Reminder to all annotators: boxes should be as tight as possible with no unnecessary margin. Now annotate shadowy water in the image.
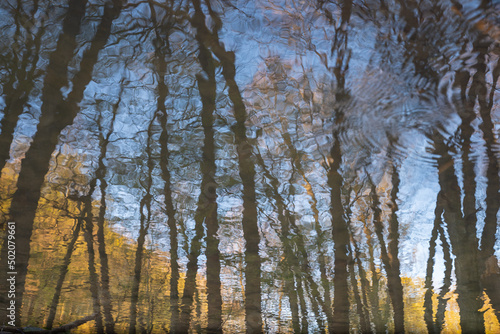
[0,0,499,332]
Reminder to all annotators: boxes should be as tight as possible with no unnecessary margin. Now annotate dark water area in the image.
[0,0,499,332]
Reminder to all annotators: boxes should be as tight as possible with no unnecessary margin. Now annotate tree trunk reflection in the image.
[0,0,499,332]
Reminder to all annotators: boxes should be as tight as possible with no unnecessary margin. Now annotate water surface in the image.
[0,0,499,332]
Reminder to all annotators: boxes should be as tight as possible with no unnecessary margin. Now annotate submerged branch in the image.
[1,313,98,333]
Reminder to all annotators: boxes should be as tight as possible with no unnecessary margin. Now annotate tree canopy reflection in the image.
[0,0,499,332]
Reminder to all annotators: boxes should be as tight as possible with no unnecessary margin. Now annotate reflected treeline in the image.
[0,0,499,333]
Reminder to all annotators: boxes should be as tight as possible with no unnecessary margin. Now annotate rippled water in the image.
[0,0,499,332]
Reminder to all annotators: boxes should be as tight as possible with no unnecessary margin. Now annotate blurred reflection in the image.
[0,0,499,332]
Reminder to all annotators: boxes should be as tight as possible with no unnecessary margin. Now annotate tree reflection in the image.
[0,0,499,332]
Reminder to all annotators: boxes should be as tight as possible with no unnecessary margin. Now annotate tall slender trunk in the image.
[477,60,500,320]
[82,197,104,333]
[456,66,482,320]
[177,17,222,332]
[176,181,205,332]
[287,279,301,333]
[387,164,404,333]
[362,207,384,333]
[354,239,373,332]
[423,199,443,334]
[157,72,180,334]
[45,219,82,329]
[349,217,376,331]
[436,197,453,333]
[160,111,180,334]
[479,59,499,260]
[347,240,370,333]
[345,202,370,333]
[195,35,222,334]
[129,118,154,334]
[369,174,404,333]
[146,2,181,331]
[96,168,113,334]
[189,1,262,331]
[297,277,309,332]
[224,45,262,334]
[328,136,350,333]
[95,91,122,334]
[328,0,352,330]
